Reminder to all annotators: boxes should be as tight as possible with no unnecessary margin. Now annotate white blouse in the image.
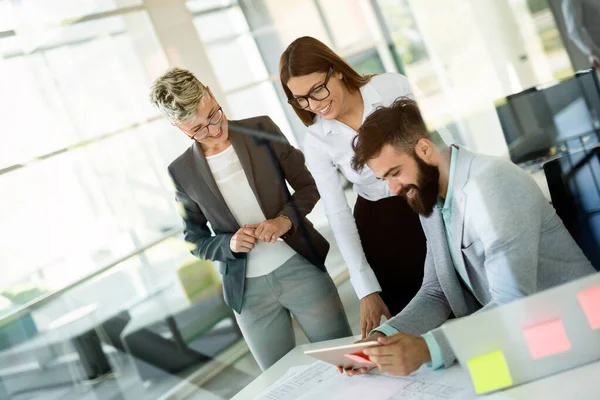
[206,145,296,278]
[303,73,414,299]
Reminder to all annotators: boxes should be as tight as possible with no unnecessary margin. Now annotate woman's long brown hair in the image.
[279,36,373,126]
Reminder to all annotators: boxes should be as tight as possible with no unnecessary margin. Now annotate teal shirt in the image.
[374,147,462,370]
[437,147,472,292]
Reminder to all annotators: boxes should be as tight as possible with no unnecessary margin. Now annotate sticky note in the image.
[466,350,513,394]
[578,285,600,330]
[523,319,571,359]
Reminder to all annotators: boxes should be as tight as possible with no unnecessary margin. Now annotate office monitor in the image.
[496,69,600,164]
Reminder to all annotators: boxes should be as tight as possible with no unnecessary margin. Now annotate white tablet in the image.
[304,341,380,370]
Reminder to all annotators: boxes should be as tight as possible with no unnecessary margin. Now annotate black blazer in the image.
[168,116,329,313]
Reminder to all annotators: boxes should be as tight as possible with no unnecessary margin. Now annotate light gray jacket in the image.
[384,148,594,367]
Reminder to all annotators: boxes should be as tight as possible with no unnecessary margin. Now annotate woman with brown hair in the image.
[279,36,426,338]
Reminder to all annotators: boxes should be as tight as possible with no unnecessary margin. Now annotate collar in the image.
[436,146,459,211]
[321,80,384,136]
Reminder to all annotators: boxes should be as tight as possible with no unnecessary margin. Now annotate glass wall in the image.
[186,0,396,147]
[0,2,240,398]
[375,0,576,155]
[0,5,185,301]
[0,0,580,398]
[523,0,574,79]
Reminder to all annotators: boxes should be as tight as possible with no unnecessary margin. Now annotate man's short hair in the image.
[351,97,430,171]
[149,67,207,124]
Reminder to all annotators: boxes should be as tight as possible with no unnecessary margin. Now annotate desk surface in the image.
[232,336,600,400]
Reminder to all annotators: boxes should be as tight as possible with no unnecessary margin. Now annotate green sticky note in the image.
[466,350,513,394]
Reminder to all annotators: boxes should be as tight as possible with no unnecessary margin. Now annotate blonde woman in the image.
[150,67,351,370]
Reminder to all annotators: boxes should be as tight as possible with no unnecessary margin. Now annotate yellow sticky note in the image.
[466,350,513,394]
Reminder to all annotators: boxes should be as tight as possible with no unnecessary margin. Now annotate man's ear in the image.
[415,138,432,161]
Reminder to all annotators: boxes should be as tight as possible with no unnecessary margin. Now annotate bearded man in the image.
[343,97,594,376]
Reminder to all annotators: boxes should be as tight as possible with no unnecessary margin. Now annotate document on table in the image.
[252,361,476,400]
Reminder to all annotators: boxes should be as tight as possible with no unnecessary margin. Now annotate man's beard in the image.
[398,154,440,217]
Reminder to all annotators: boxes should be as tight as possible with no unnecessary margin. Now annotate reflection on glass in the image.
[0,119,186,303]
[0,11,168,171]
[0,1,16,31]
[186,0,237,14]
[191,4,248,42]
[226,81,297,147]
[316,0,374,50]
[523,0,574,79]
[347,48,386,75]
[203,33,269,92]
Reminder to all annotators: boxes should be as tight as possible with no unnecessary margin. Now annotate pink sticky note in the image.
[578,285,600,330]
[343,351,375,365]
[523,319,571,360]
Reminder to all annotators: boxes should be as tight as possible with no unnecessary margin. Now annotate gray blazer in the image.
[168,116,329,314]
[384,147,594,367]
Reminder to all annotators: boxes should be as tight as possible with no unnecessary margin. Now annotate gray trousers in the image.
[235,254,351,370]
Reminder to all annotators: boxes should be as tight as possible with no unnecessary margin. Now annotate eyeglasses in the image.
[190,106,224,141]
[288,67,333,109]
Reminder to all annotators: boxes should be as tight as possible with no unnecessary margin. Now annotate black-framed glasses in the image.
[190,106,224,141]
[288,67,333,109]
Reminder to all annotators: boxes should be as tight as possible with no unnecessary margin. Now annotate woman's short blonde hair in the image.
[149,67,207,124]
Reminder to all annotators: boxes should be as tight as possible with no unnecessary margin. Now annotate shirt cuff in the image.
[350,267,382,299]
[371,324,399,337]
[422,331,444,370]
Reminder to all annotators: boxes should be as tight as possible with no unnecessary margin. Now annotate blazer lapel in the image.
[451,148,474,265]
[228,123,267,215]
[426,211,469,316]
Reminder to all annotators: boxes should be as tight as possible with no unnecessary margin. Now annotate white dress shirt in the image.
[206,145,296,278]
[303,73,414,299]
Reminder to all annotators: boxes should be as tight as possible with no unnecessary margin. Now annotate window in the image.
[0,12,167,170]
[0,9,179,296]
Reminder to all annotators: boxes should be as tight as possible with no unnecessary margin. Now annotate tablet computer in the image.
[304,341,380,370]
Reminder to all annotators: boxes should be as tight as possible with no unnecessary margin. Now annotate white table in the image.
[232,336,600,400]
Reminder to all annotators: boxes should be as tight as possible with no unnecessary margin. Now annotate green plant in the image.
[527,0,550,15]
[0,284,50,306]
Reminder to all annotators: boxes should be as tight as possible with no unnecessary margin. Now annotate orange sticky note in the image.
[578,285,600,330]
[523,319,571,359]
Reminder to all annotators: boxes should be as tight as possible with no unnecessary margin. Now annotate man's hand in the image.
[230,227,258,253]
[247,216,292,243]
[336,332,384,374]
[355,331,384,344]
[363,332,431,376]
[360,293,392,339]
